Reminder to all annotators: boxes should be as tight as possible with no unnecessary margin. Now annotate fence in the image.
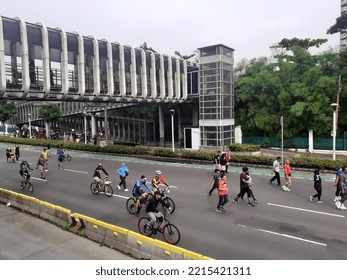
[243,132,347,150]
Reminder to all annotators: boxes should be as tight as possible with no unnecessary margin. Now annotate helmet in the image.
[98,163,103,167]
[155,170,162,175]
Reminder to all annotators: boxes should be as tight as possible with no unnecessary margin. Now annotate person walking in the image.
[233,166,255,207]
[117,162,129,191]
[225,152,230,173]
[213,151,221,171]
[241,171,259,203]
[215,174,229,212]
[310,168,323,203]
[36,154,46,179]
[334,167,343,202]
[207,169,220,196]
[15,144,20,161]
[56,145,65,170]
[335,166,347,210]
[269,156,282,186]
[5,146,11,162]
[219,153,227,176]
[282,159,292,192]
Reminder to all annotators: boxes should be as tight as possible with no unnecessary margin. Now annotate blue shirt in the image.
[132,179,151,196]
[117,166,129,177]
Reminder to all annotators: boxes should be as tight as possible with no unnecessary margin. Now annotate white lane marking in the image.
[112,193,130,199]
[267,203,345,218]
[64,169,89,174]
[31,177,47,182]
[238,224,327,247]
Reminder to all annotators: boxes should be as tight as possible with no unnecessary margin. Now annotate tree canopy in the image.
[273,38,328,50]
[38,105,61,122]
[327,13,347,34]
[0,101,16,135]
[234,40,343,138]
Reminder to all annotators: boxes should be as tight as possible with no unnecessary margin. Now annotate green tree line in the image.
[234,38,346,138]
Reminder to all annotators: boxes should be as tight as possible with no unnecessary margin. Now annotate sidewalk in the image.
[0,202,134,260]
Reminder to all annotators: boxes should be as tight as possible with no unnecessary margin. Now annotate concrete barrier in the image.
[0,188,214,260]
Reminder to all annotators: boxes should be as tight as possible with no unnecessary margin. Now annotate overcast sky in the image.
[1,0,341,63]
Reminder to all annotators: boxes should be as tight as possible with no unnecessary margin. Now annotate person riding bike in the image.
[19,160,33,186]
[132,175,152,215]
[151,170,170,192]
[93,163,109,188]
[145,190,172,230]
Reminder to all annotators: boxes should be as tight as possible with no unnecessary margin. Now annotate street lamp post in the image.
[331,103,339,160]
[170,109,175,153]
[280,116,283,165]
[83,109,87,144]
[28,113,32,139]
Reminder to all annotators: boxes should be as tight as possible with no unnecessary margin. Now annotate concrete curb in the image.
[0,188,213,260]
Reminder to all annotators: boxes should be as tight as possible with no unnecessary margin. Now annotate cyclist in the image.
[19,160,33,186]
[93,163,109,188]
[145,190,172,230]
[132,175,152,215]
[151,170,170,192]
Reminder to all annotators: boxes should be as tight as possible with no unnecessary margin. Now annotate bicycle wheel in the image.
[27,182,34,192]
[65,154,72,161]
[162,197,176,214]
[90,182,100,195]
[163,223,181,245]
[104,184,113,197]
[138,217,153,237]
[126,198,136,214]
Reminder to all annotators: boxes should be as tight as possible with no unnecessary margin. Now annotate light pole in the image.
[28,113,32,139]
[280,116,283,165]
[170,109,175,153]
[331,103,339,160]
[83,109,87,144]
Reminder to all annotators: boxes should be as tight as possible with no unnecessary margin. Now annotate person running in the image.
[93,163,109,188]
[233,166,255,207]
[41,147,49,172]
[215,174,229,212]
[56,145,65,169]
[132,175,152,215]
[19,160,33,185]
[335,166,347,210]
[282,159,292,192]
[151,170,170,192]
[207,169,220,196]
[269,156,282,186]
[117,163,129,191]
[145,190,171,230]
[334,167,343,202]
[310,168,323,203]
[36,154,46,179]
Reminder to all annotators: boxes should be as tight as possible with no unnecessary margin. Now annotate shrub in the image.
[180,150,214,161]
[153,148,179,158]
[229,143,261,152]
[260,138,271,148]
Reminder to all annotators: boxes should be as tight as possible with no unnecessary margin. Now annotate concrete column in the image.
[122,118,125,141]
[177,107,182,148]
[158,104,165,146]
[308,129,314,153]
[91,113,97,138]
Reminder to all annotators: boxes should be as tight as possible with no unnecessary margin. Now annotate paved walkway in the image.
[0,202,134,260]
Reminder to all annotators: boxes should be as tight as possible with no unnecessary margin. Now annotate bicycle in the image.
[138,212,181,245]
[155,186,176,214]
[90,177,113,197]
[126,193,150,215]
[20,172,34,192]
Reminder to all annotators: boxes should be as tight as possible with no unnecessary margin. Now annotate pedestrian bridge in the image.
[0,16,198,103]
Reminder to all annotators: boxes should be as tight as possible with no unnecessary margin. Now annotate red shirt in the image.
[284,163,291,176]
[218,179,228,196]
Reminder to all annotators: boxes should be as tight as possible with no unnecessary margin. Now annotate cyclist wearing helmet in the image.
[146,190,171,230]
[132,175,152,215]
[19,160,33,185]
[151,170,169,191]
[93,163,109,187]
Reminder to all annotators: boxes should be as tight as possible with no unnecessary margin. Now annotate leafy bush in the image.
[180,150,214,161]
[260,138,271,148]
[153,148,179,158]
[284,140,296,149]
[229,143,261,152]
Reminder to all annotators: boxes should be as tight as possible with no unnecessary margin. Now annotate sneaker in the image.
[220,205,224,210]
[286,188,291,192]
[248,203,255,207]
[232,199,239,204]
[309,196,313,202]
[282,186,287,191]
[117,185,121,190]
[254,199,259,203]
[335,201,342,209]
[215,208,222,213]
[341,204,347,210]
[45,169,48,172]
[338,196,342,200]
[124,188,129,192]
[317,200,324,204]
[42,177,46,180]
[269,180,273,184]
[333,196,339,202]
[207,193,212,197]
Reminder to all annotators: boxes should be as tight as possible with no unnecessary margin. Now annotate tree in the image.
[38,105,61,139]
[0,101,16,135]
[327,13,347,34]
[272,37,328,50]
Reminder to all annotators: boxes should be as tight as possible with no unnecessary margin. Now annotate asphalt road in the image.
[1,144,346,260]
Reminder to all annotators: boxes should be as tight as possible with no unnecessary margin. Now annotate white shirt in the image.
[273,160,281,172]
